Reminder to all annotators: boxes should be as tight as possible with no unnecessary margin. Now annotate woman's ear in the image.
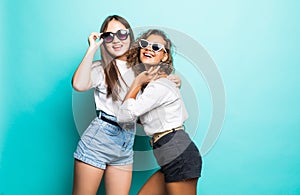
[161,53,169,62]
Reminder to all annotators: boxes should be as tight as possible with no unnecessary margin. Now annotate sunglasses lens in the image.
[139,39,166,52]
[116,29,129,40]
[152,44,162,52]
[140,40,148,48]
[101,32,114,43]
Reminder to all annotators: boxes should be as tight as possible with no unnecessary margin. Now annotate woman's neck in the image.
[144,64,158,70]
[117,55,127,61]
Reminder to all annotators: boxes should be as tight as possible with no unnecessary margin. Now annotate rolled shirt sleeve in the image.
[90,61,104,88]
[117,98,138,123]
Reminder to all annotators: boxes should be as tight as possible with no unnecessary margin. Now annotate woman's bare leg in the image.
[166,178,199,195]
[104,164,133,195]
[138,171,167,195]
[72,160,104,195]
[139,171,199,195]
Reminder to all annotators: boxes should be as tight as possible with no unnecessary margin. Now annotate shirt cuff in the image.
[117,98,137,123]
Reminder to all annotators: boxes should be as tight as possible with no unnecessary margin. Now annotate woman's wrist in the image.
[87,45,98,54]
[133,78,144,87]
[82,46,98,63]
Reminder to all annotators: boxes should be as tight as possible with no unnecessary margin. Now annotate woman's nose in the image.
[146,44,152,51]
[112,35,120,43]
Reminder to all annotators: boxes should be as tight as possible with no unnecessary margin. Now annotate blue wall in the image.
[1,0,300,194]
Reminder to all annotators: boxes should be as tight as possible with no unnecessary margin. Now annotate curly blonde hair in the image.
[127,29,174,76]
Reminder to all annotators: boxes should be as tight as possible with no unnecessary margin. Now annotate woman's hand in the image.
[135,66,160,86]
[123,67,160,102]
[88,32,103,50]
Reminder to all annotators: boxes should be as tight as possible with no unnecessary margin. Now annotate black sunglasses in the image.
[100,29,130,43]
[139,39,167,52]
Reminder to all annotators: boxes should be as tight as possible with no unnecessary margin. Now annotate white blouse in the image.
[117,78,188,136]
[90,59,135,116]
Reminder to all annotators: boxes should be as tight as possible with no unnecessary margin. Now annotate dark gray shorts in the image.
[153,130,202,182]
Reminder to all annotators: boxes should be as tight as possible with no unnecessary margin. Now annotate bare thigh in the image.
[166,178,199,195]
[138,171,167,195]
[72,160,104,195]
[104,164,133,195]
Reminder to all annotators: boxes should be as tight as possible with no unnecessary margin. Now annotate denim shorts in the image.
[74,111,135,169]
[153,130,202,182]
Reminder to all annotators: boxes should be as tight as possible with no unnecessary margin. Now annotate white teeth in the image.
[144,53,152,58]
[113,45,122,49]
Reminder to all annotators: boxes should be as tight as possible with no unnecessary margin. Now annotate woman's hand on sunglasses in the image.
[88,32,104,49]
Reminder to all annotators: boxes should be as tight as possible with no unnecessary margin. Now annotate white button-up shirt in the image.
[91,59,135,116]
[117,78,188,136]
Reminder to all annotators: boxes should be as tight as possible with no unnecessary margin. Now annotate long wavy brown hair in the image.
[100,15,134,101]
[127,29,174,76]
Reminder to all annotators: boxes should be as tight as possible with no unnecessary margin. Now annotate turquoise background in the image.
[1,0,300,194]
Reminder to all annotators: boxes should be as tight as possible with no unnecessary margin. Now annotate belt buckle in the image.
[150,138,154,147]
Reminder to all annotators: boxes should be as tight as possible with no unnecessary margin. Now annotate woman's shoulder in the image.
[90,60,105,82]
[91,60,104,68]
[156,77,176,87]
[91,60,105,74]
[143,78,179,101]
[147,78,177,92]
